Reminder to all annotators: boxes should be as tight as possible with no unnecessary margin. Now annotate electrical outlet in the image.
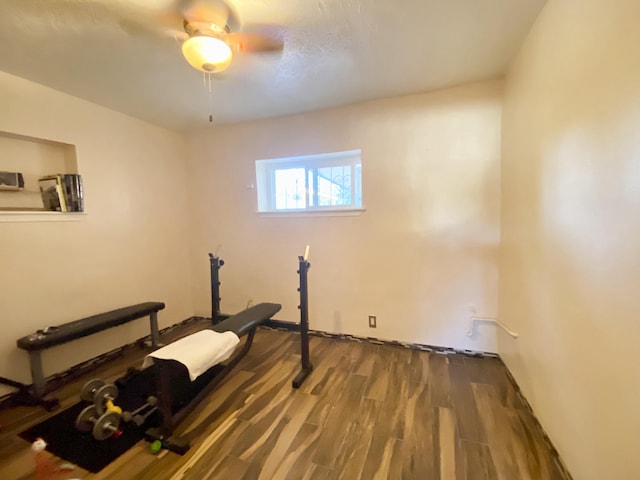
[368,315,377,328]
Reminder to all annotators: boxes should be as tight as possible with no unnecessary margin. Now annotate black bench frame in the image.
[144,302,282,453]
[4,302,165,410]
[142,252,311,453]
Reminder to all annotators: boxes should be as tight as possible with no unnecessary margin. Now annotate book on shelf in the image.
[39,174,84,212]
[38,175,64,212]
[62,174,84,212]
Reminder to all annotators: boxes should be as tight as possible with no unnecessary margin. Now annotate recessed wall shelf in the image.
[0,130,81,216]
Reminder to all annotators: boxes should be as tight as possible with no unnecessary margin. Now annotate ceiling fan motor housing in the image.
[182,21,233,72]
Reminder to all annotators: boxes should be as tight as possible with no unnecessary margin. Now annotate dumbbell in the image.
[75,404,122,440]
[80,379,105,401]
[80,379,121,415]
[122,396,158,426]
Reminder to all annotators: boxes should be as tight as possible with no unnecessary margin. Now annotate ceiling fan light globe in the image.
[182,35,232,73]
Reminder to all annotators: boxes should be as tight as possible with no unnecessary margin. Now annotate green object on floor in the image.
[150,440,162,454]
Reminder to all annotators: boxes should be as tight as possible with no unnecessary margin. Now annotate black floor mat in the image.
[19,368,160,473]
[19,401,152,473]
[18,362,225,472]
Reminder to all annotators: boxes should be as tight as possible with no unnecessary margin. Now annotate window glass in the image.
[256,150,362,213]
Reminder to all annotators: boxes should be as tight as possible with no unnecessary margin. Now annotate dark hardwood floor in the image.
[0,320,570,479]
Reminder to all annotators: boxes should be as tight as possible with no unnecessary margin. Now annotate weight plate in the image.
[94,383,118,415]
[93,411,121,441]
[80,379,105,402]
[75,405,98,432]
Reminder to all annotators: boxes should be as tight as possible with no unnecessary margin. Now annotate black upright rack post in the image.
[209,253,224,323]
[292,252,313,388]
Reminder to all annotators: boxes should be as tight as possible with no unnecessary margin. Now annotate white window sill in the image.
[0,211,86,223]
[257,208,366,218]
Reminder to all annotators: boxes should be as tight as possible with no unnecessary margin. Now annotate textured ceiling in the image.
[0,0,546,131]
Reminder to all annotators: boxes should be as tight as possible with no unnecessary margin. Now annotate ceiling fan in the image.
[149,0,285,74]
[6,0,284,74]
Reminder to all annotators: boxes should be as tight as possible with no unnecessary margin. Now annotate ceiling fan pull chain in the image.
[206,72,214,123]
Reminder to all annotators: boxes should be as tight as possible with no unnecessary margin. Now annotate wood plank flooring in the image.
[0,320,570,479]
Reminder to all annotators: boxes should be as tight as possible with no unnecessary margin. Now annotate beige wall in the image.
[499,0,640,478]
[185,80,502,352]
[0,71,193,395]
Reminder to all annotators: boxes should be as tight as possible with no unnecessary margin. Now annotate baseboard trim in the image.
[499,361,574,480]
[263,319,298,330]
[263,319,499,358]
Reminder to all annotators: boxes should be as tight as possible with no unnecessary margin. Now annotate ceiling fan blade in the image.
[117,15,186,43]
[225,32,284,54]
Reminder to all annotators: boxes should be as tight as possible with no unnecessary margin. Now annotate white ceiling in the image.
[0,0,546,132]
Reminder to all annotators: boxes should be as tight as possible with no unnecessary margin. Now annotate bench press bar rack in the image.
[145,250,313,453]
[209,253,225,321]
[292,252,313,388]
[209,250,314,389]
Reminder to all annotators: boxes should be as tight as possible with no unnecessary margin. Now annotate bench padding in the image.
[213,303,281,337]
[17,302,165,351]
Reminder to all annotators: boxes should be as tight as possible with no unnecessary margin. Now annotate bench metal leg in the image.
[0,374,59,411]
[29,351,45,399]
[149,312,161,348]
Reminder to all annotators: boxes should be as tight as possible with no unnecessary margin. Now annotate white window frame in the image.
[256,149,362,213]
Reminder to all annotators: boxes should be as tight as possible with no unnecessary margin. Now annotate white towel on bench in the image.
[142,329,240,381]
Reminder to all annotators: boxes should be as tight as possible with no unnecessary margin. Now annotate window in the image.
[256,150,362,212]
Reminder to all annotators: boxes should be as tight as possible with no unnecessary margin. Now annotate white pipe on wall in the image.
[467,316,519,339]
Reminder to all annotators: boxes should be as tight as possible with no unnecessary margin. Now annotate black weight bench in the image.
[4,302,165,410]
[142,302,281,453]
